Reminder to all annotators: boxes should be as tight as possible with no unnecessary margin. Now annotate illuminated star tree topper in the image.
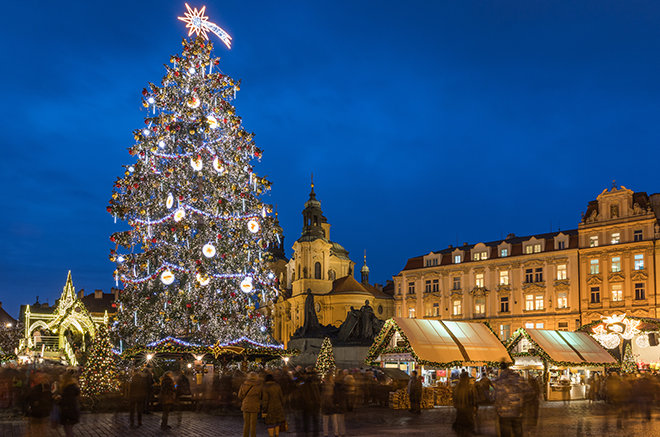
[178,3,232,49]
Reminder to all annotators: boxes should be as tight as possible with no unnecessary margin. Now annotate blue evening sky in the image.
[1,1,659,317]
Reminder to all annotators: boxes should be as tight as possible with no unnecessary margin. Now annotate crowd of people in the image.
[2,362,660,436]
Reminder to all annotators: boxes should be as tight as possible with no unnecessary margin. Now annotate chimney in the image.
[78,289,85,299]
[463,242,468,247]
[448,245,453,249]
[94,289,103,299]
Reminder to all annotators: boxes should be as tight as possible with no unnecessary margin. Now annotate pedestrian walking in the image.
[238,372,263,437]
[262,373,286,437]
[159,371,176,430]
[493,362,527,437]
[128,368,148,428]
[452,372,476,437]
[300,368,321,436]
[26,373,52,437]
[407,370,422,414]
[175,371,191,425]
[332,371,348,437]
[58,372,80,437]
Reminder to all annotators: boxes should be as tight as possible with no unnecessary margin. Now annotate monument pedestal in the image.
[289,338,371,368]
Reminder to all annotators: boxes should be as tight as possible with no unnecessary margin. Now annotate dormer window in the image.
[500,248,508,257]
[454,254,462,264]
[524,243,542,254]
[472,251,487,261]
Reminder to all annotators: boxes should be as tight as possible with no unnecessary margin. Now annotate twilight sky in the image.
[1,1,659,318]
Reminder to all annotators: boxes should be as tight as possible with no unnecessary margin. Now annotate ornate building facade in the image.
[394,185,660,341]
[269,183,394,347]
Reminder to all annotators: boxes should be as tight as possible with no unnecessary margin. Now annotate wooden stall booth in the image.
[366,317,512,408]
[507,328,617,401]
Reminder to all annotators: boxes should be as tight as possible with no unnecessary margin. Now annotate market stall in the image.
[365,317,512,408]
[507,328,617,401]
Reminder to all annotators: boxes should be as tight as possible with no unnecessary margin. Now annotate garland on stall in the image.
[578,316,660,334]
[365,318,510,368]
[507,328,619,368]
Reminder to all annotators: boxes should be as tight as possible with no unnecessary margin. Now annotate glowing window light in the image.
[178,3,233,49]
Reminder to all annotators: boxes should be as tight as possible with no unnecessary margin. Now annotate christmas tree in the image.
[621,342,636,373]
[79,324,120,397]
[108,6,279,346]
[315,337,336,376]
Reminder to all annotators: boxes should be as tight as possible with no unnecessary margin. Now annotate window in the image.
[525,294,534,311]
[525,268,534,283]
[590,259,600,275]
[432,303,440,316]
[500,248,509,257]
[590,236,599,247]
[611,256,621,273]
[499,270,509,285]
[314,262,322,279]
[634,230,643,242]
[408,282,415,295]
[500,296,509,313]
[397,283,401,295]
[425,258,439,267]
[474,297,485,315]
[525,322,534,329]
[557,240,566,250]
[590,286,600,304]
[534,244,542,253]
[408,307,416,318]
[635,283,646,300]
[557,292,568,309]
[500,324,510,341]
[475,273,484,288]
[452,300,462,316]
[634,254,644,270]
[432,279,439,292]
[535,323,544,329]
[534,294,544,310]
[453,277,461,290]
[556,264,567,280]
[611,284,623,302]
[525,245,533,254]
[611,232,620,245]
[558,322,569,331]
[454,254,462,264]
[534,267,543,282]
[425,280,432,293]
[473,251,487,261]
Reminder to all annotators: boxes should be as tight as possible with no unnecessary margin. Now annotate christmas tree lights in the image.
[315,337,336,376]
[79,324,120,397]
[108,7,279,346]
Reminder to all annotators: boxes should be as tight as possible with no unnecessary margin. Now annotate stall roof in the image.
[510,329,617,366]
[366,317,511,367]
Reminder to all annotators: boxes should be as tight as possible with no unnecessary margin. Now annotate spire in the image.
[300,174,327,240]
[61,270,77,308]
[361,250,370,284]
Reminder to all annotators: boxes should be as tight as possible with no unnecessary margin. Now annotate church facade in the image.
[268,183,394,347]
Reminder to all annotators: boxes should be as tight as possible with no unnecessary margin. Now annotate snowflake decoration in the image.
[178,3,232,49]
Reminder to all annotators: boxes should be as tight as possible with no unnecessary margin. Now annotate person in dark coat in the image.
[452,372,476,437]
[321,373,337,437]
[238,372,263,437]
[300,368,321,436]
[128,368,148,428]
[26,373,52,436]
[58,372,80,437]
[262,374,286,437]
[332,371,348,437]
[407,370,422,414]
[159,372,176,430]
[175,371,191,425]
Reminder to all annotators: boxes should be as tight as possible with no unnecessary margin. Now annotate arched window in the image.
[314,262,322,279]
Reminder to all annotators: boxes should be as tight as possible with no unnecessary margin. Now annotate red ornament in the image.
[186,304,191,308]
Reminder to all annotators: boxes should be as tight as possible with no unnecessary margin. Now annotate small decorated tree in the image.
[315,337,336,376]
[621,342,636,373]
[80,325,120,397]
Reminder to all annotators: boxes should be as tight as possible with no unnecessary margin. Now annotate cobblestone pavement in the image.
[2,401,660,436]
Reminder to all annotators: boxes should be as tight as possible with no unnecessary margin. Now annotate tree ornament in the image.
[196,273,210,286]
[202,243,216,258]
[247,219,260,233]
[207,115,219,129]
[166,193,174,209]
[187,96,201,108]
[212,156,224,173]
[174,208,186,222]
[161,270,175,285]
[240,277,253,294]
[191,156,203,171]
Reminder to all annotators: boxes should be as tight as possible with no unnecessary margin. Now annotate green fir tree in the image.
[621,342,636,373]
[316,337,336,376]
[79,324,120,397]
